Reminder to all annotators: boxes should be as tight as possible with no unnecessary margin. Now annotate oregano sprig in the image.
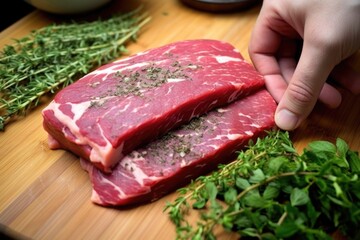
[0,7,151,130]
[164,130,360,239]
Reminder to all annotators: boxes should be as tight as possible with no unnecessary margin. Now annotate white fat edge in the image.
[180,158,188,167]
[237,113,262,129]
[238,112,252,119]
[217,108,228,113]
[90,137,123,173]
[167,78,188,83]
[244,131,254,136]
[90,156,157,204]
[88,99,131,167]
[231,81,246,89]
[187,64,200,70]
[93,58,173,82]
[250,123,261,128]
[86,99,131,167]
[88,62,150,81]
[94,174,128,200]
[91,189,105,204]
[215,56,243,63]
[49,99,119,167]
[212,133,243,141]
[121,153,160,186]
[50,101,90,145]
[227,133,243,140]
[207,144,221,150]
[88,63,126,80]
[91,186,125,205]
[174,132,185,138]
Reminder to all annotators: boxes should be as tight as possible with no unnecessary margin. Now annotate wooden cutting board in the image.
[1,0,359,239]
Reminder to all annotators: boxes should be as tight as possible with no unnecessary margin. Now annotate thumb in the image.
[275,43,337,130]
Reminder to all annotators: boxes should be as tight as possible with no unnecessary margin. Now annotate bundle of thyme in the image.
[164,130,360,239]
[0,8,150,131]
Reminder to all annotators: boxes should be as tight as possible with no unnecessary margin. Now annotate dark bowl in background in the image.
[180,0,261,12]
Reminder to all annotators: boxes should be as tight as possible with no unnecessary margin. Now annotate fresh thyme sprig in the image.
[0,7,151,130]
[164,130,360,239]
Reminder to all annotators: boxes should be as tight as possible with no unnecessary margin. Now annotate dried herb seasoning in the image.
[110,61,200,98]
[0,7,150,131]
[133,113,210,169]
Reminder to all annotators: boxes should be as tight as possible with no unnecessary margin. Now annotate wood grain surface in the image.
[0,0,359,239]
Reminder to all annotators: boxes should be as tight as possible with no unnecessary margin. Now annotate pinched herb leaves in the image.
[0,8,150,130]
[164,130,360,239]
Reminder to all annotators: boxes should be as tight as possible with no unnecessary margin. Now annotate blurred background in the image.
[0,0,261,31]
[0,0,35,31]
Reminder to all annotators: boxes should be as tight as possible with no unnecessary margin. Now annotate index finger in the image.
[248,8,282,76]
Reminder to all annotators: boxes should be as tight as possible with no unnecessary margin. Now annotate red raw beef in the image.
[42,39,265,172]
[80,89,276,206]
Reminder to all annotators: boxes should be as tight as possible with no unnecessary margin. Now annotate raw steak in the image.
[42,39,265,172]
[80,89,276,206]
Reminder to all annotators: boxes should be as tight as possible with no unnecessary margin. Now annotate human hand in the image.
[249,0,360,130]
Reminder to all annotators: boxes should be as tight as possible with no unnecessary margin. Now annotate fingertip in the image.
[275,109,300,131]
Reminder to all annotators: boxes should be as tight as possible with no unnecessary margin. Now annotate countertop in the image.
[1,0,359,239]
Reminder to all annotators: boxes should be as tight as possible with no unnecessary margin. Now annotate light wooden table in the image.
[1,0,359,239]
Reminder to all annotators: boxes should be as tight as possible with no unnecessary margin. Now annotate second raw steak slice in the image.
[81,89,276,206]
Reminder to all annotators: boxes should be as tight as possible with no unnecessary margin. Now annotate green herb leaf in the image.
[249,169,265,183]
[244,190,268,208]
[164,130,360,239]
[263,183,280,200]
[290,188,310,206]
[236,177,250,190]
[224,187,237,204]
[268,156,288,175]
[205,182,218,200]
[336,138,349,159]
[275,221,299,238]
[192,198,206,209]
[308,140,336,154]
[348,150,360,173]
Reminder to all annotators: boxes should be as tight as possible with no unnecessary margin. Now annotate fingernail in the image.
[275,109,299,130]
